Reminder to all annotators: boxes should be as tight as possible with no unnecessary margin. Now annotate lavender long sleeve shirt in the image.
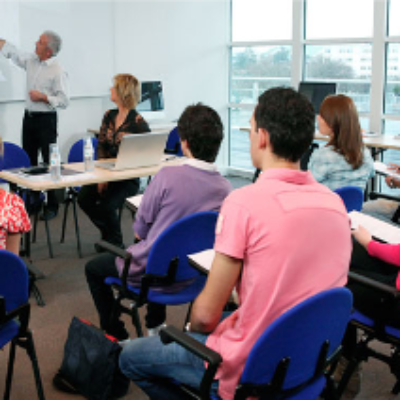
[115,159,232,285]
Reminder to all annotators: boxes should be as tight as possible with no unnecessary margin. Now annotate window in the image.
[229,0,293,170]
[304,45,372,113]
[228,0,399,173]
[384,1,400,132]
[306,0,374,39]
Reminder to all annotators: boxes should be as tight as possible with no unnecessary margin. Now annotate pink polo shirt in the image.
[206,169,351,400]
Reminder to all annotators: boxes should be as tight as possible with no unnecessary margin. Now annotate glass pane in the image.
[231,46,292,104]
[306,0,373,39]
[232,0,292,42]
[389,0,400,37]
[384,119,400,135]
[385,44,400,115]
[304,44,372,113]
[229,108,253,170]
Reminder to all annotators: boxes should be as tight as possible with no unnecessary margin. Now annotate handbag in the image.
[53,316,129,400]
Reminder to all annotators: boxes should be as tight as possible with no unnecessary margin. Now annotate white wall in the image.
[114,0,230,166]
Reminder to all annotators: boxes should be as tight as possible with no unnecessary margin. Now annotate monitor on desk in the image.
[298,82,337,114]
[137,81,165,121]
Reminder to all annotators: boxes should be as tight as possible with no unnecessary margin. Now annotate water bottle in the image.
[50,144,61,181]
[84,137,94,172]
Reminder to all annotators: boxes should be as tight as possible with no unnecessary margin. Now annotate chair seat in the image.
[0,320,19,349]
[351,310,400,338]
[104,276,207,305]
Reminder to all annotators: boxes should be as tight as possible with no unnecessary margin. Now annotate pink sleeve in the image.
[368,240,400,267]
[214,197,249,260]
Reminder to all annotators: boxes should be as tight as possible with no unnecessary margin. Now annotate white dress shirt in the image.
[1,42,69,112]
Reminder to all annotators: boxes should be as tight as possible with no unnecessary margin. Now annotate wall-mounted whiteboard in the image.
[0,1,115,101]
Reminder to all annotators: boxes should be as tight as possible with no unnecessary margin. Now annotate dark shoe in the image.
[40,208,58,221]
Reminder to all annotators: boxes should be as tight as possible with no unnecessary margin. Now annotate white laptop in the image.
[95,131,169,171]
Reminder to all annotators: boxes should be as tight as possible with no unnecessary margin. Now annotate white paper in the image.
[374,161,400,180]
[126,194,143,210]
[349,211,400,244]
[188,249,215,273]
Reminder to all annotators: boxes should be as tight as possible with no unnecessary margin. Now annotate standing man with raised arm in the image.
[0,31,69,220]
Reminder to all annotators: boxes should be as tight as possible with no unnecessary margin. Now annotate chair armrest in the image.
[0,296,30,332]
[349,271,400,298]
[96,240,132,293]
[96,240,130,259]
[160,325,222,365]
[160,325,222,399]
[369,191,400,202]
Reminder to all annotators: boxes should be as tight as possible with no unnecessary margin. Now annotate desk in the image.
[188,249,215,274]
[0,158,183,258]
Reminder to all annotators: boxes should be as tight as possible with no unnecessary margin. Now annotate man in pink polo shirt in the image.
[120,87,352,400]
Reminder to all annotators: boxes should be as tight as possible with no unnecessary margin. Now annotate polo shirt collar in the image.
[258,168,315,185]
[183,158,218,172]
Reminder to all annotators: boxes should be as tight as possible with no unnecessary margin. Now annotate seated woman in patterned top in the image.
[78,74,150,250]
[309,94,374,192]
[0,137,31,254]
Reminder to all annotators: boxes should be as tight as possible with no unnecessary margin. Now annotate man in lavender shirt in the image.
[85,104,231,340]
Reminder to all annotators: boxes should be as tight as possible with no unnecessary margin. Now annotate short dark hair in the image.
[255,87,315,162]
[177,103,223,163]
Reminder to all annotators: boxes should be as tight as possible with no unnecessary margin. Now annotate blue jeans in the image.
[119,332,219,399]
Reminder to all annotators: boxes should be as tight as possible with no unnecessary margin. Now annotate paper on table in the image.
[374,161,400,180]
[188,249,215,273]
[125,194,143,211]
[349,211,400,244]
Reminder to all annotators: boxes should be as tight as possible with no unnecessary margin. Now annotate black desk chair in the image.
[337,271,400,396]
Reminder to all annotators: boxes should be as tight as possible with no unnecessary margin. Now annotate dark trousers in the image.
[77,178,139,246]
[343,239,400,357]
[23,111,58,211]
[85,253,166,340]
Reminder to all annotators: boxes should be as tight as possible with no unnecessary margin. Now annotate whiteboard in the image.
[0,1,115,101]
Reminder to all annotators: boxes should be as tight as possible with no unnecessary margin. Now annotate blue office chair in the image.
[0,142,52,258]
[60,137,98,257]
[160,287,353,400]
[164,127,183,157]
[99,211,218,337]
[334,186,364,212]
[337,272,400,396]
[0,249,45,400]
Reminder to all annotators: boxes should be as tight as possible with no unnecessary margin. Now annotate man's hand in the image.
[29,90,48,103]
[0,39,5,51]
[97,182,108,195]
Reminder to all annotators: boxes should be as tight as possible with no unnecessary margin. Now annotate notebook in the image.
[95,131,169,171]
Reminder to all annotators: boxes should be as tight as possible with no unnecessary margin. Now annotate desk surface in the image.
[240,127,400,151]
[188,249,215,274]
[0,158,183,191]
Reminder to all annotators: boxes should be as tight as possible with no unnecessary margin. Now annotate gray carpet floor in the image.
[0,175,399,399]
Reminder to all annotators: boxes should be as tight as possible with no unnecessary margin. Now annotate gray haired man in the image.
[0,31,69,220]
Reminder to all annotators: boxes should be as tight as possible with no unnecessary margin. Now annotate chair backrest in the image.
[0,250,29,313]
[164,127,183,156]
[145,211,218,281]
[68,137,98,163]
[239,287,352,392]
[0,142,31,184]
[334,185,364,212]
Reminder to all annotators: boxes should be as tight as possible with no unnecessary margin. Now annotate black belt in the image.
[25,110,56,117]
